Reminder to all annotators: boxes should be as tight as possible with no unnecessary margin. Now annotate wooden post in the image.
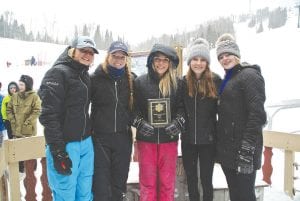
[284,150,295,198]
[0,144,8,201]
[7,162,21,201]
[175,46,183,78]
[262,146,273,184]
[24,159,37,201]
[40,157,52,201]
[0,175,8,201]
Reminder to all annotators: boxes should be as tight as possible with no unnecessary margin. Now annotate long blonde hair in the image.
[102,54,134,111]
[186,64,217,98]
[153,62,178,97]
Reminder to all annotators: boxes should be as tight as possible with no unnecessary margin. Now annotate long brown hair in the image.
[102,54,134,111]
[186,64,217,98]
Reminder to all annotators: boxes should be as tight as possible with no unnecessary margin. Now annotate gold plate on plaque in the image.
[148,98,171,128]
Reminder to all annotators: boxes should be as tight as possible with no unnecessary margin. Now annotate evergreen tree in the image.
[36,32,42,41]
[64,37,69,45]
[0,15,4,37]
[257,21,264,33]
[27,31,35,41]
[74,25,79,40]
[93,25,102,48]
[82,24,90,36]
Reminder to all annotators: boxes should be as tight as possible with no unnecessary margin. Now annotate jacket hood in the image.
[240,62,261,72]
[53,46,90,72]
[146,44,179,69]
[7,81,19,95]
[18,90,36,99]
[231,62,262,74]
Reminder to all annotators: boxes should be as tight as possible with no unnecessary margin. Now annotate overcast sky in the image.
[0,0,293,44]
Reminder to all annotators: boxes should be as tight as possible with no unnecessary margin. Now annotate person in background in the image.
[0,82,4,147]
[91,41,133,201]
[6,75,41,174]
[215,33,266,201]
[181,38,221,201]
[133,44,185,201]
[38,36,98,201]
[1,81,19,139]
[31,56,36,66]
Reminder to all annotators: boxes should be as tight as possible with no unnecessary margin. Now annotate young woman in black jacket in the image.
[39,36,98,200]
[215,33,266,201]
[133,44,185,201]
[90,41,134,201]
[181,38,221,201]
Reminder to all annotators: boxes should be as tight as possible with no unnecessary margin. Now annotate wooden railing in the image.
[0,131,300,200]
[0,136,52,201]
[262,130,300,199]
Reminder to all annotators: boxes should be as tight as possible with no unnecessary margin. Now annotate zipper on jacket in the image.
[114,81,118,132]
[79,72,88,140]
[157,89,161,144]
[194,90,197,144]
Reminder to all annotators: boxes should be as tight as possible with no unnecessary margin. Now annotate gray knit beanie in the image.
[187,38,210,65]
[216,33,240,60]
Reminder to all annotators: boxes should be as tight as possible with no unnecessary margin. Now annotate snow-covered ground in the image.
[1,10,300,201]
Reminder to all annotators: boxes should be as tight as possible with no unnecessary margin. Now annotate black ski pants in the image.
[181,143,215,201]
[221,165,257,201]
[92,131,132,201]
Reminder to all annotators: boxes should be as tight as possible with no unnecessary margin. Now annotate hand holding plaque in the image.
[133,116,154,137]
[165,116,185,138]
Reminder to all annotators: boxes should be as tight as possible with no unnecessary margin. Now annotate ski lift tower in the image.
[296,1,300,28]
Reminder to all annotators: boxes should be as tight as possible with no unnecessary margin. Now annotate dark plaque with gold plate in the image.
[148,98,171,128]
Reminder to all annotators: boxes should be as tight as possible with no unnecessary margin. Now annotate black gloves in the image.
[49,143,72,175]
[133,117,154,137]
[236,140,255,174]
[165,116,185,138]
[133,115,185,138]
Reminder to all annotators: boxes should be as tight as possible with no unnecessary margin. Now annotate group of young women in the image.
[39,33,266,201]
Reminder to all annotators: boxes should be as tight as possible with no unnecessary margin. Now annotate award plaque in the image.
[148,98,171,128]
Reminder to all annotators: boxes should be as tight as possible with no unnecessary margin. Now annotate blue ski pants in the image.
[46,136,94,201]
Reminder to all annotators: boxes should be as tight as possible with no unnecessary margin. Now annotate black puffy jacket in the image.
[181,73,221,145]
[39,47,91,145]
[90,65,132,135]
[134,69,184,143]
[216,63,266,170]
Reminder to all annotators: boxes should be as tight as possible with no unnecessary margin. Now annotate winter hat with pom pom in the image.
[216,33,240,60]
[187,38,210,65]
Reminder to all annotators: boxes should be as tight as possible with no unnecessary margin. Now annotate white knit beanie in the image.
[216,33,240,60]
[187,38,210,65]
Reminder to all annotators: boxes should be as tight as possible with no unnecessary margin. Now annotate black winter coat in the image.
[134,69,184,143]
[90,65,132,135]
[216,63,266,170]
[39,47,91,145]
[181,73,221,145]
